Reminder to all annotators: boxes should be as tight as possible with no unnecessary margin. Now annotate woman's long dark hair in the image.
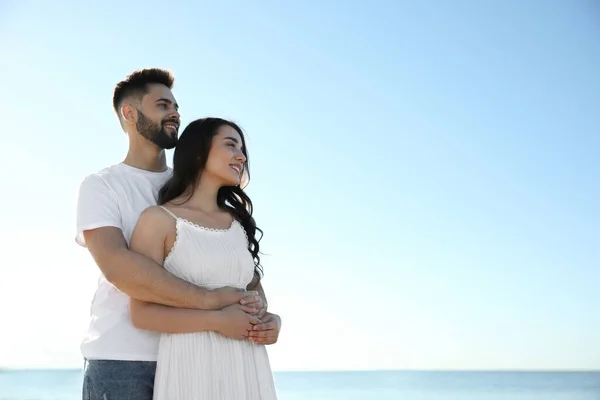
[158,117,263,280]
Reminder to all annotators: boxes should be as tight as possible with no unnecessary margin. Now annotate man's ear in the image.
[120,103,137,125]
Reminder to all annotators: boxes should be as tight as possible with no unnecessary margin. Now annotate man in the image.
[76,68,281,399]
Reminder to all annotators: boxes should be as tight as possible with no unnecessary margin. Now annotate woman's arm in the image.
[79,177,249,310]
[128,206,259,337]
[128,206,220,332]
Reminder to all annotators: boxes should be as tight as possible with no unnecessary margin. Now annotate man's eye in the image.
[158,103,167,108]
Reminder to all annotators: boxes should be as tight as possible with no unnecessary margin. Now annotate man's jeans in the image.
[82,360,157,400]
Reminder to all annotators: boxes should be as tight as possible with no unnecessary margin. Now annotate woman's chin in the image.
[221,178,240,187]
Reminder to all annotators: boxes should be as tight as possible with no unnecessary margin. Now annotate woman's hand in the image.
[247,312,281,345]
[215,304,261,340]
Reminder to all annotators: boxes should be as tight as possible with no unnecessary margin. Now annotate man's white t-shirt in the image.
[76,162,172,361]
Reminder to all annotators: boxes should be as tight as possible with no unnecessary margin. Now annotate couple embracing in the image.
[76,68,280,399]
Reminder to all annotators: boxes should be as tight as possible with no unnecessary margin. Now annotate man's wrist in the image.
[193,287,220,310]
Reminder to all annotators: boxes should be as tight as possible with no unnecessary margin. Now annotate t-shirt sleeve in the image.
[75,174,122,247]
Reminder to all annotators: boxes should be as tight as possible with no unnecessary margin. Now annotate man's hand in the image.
[255,301,268,319]
[240,292,267,319]
[247,312,281,345]
[212,287,258,310]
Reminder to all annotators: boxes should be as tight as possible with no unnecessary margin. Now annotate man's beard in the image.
[136,109,178,149]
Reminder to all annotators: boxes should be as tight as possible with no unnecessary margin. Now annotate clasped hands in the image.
[239,290,281,345]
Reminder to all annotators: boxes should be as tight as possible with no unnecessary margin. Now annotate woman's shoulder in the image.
[137,205,177,228]
[130,205,177,250]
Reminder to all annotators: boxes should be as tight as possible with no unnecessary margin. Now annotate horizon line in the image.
[1,367,598,373]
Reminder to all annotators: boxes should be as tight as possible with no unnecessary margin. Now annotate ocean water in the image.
[0,369,598,400]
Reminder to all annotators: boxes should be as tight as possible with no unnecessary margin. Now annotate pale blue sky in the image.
[0,1,598,371]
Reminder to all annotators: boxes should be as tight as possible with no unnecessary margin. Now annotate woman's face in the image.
[203,124,247,187]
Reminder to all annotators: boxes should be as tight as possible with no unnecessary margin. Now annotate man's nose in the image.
[168,109,180,120]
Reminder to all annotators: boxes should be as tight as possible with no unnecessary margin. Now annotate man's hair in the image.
[112,68,175,117]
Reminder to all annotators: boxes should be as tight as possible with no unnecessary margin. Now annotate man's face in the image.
[136,83,180,149]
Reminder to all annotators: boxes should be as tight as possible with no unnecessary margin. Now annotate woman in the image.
[128,117,278,399]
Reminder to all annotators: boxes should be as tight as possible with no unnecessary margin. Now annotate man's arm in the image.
[85,226,226,309]
[77,175,253,310]
[127,207,260,335]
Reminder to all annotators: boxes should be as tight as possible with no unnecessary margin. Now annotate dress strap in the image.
[159,206,178,220]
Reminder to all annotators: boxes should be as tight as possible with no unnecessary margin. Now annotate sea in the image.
[0,369,598,400]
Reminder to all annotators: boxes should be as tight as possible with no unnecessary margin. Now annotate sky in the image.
[0,0,598,372]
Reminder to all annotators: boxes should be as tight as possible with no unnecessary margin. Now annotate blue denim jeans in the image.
[82,359,157,400]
